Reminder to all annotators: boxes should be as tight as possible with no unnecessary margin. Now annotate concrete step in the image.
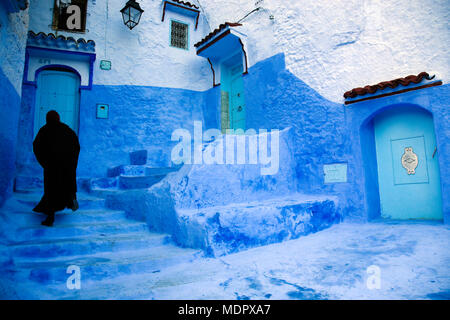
[15,245,202,284]
[14,192,106,210]
[9,231,171,259]
[118,175,166,190]
[15,220,148,241]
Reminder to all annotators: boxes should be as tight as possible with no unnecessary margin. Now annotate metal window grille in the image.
[171,21,188,49]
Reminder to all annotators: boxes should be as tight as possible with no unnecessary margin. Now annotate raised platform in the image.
[175,194,340,257]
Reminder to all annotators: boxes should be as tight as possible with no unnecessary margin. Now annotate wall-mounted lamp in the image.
[120,0,144,30]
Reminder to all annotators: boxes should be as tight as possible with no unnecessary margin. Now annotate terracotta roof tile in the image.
[344,72,435,98]
[194,22,242,48]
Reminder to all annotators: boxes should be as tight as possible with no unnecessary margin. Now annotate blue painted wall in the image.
[241,53,357,220]
[0,4,27,207]
[0,67,22,207]
[77,85,205,177]
[15,51,449,223]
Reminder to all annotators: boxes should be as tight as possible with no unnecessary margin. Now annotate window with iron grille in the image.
[52,0,88,33]
[170,20,188,50]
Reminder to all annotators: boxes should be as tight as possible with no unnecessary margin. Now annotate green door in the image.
[34,69,80,136]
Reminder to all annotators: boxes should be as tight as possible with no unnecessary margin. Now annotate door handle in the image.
[432,147,437,158]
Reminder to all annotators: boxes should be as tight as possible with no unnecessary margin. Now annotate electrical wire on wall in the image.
[104,0,109,60]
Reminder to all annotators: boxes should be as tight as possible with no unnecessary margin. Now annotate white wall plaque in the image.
[324,163,348,183]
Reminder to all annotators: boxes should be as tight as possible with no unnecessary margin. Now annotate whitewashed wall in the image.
[0,6,29,93]
[197,0,450,102]
[28,0,450,102]
[28,0,212,91]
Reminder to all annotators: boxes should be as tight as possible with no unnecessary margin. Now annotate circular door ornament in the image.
[401,147,418,175]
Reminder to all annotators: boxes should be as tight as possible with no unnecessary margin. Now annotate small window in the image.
[52,0,88,33]
[170,20,189,50]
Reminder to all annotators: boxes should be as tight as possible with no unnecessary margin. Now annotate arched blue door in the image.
[34,69,80,137]
[374,106,443,220]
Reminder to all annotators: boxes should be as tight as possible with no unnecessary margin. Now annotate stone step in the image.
[107,165,180,178]
[15,176,92,194]
[15,220,149,241]
[15,245,202,284]
[175,194,341,257]
[5,208,127,226]
[118,175,166,190]
[14,176,44,192]
[90,177,118,190]
[9,231,171,259]
[30,256,215,299]
[14,192,106,210]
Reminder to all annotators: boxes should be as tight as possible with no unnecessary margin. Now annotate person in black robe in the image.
[33,110,80,226]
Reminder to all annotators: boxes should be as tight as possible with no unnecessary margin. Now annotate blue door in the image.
[230,63,245,131]
[374,107,443,220]
[221,53,245,132]
[34,70,80,136]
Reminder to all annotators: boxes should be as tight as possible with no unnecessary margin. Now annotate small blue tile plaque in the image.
[96,104,109,119]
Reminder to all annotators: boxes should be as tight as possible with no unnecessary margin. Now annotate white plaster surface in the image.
[198,0,450,102]
[28,0,212,91]
[27,0,450,101]
[0,6,29,93]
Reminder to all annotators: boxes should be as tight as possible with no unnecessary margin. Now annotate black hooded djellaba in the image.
[32,121,80,214]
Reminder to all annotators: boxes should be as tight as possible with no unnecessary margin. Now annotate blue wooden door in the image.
[374,107,443,220]
[34,70,80,136]
[230,62,245,131]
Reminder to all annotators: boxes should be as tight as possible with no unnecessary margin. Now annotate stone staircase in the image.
[0,150,203,299]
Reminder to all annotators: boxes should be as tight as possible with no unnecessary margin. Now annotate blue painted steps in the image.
[14,192,106,210]
[15,244,200,284]
[9,232,171,259]
[2,182,204,297]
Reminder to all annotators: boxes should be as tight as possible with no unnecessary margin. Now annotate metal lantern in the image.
[120,0,144,30]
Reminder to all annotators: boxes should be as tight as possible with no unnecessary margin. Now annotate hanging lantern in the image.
[120,0,144,30]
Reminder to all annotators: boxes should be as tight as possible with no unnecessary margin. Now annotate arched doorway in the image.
[33,68,80,137]
[373,105,443,220]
